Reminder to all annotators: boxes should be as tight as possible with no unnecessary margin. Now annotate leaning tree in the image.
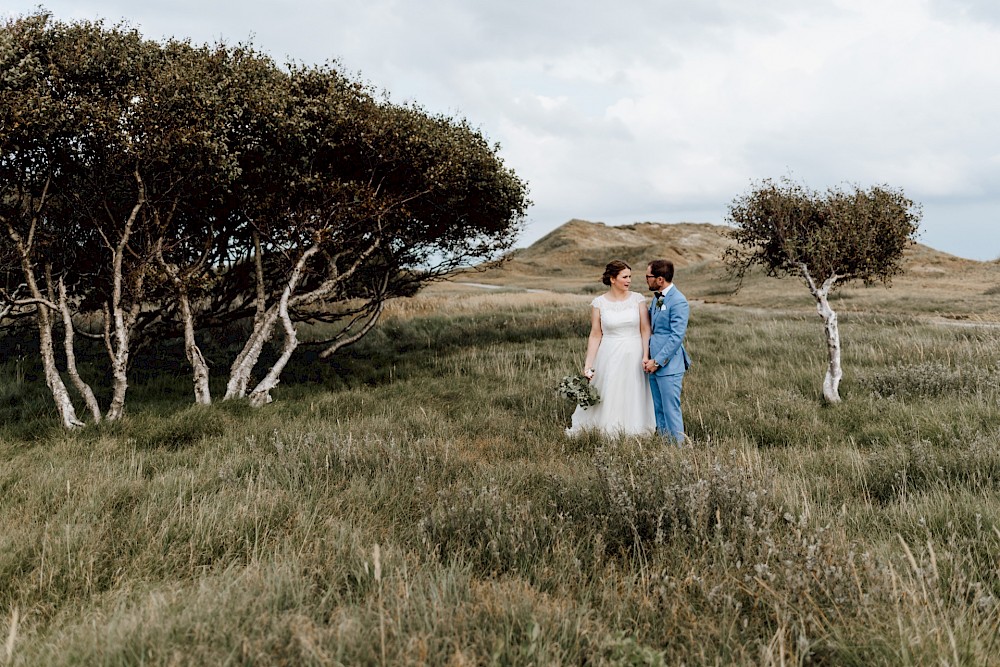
[724,177,922,403]
[104,40,282,409]
[2,12,529,425]
[0,12,118,427]
[2,13,280,420]
[217,64,530,407]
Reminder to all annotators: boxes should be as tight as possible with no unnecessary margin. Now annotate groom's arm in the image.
[651,297,689,367]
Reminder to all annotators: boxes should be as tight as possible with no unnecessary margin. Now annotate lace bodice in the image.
[591,292,645,339]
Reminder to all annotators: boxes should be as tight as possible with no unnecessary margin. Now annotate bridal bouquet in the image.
[556,374,601,409]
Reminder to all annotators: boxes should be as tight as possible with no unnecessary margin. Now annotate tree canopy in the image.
[724,177,921,289]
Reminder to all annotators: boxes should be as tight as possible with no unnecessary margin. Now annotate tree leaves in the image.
[724,177,921,289]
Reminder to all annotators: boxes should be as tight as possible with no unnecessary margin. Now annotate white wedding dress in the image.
[566,292,656,436]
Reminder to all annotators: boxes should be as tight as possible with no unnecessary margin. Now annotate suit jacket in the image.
[649,286,691,375]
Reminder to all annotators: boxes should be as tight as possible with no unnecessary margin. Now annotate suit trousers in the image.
[649,371,684,443]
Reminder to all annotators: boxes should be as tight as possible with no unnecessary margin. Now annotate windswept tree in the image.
[0,13,111,427]
[1,14,277,420]
[68,38,286,418]
[724,177,921,403]
[2,12,528,425]
[219,65,529,406]
[302,92,530,361]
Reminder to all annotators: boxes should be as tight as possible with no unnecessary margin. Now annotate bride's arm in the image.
[583,306,602,379]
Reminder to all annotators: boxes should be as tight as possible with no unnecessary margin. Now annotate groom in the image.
[643,259,691,443]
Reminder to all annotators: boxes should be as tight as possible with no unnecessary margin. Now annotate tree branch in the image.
[289,219,384,309]
[0,295,58,310]
[25,173,53,254]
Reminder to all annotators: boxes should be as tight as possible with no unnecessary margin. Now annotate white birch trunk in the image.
[800,265,843,403]
[815,290,843,403]
[224,245,318,401]
[223,307,280,400]
[58,280,102,423]
[37,305,85,429]
[103,180,146,422]
[223,231,273,400]
[225,229,382,404]
[5,211,84,429]
[106,306,132,421]
[156,239,213,406]
[104,298,150,420]
[178,290,212,405]
[247,286,298,407]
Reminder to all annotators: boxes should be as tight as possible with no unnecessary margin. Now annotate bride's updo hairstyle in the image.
[601,259,631,286]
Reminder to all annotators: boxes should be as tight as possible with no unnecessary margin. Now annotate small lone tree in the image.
[724,177,921,403]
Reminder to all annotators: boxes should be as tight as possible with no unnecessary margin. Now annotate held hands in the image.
[642,359,659,373]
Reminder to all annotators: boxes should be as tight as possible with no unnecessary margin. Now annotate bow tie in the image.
[653,291,662,298]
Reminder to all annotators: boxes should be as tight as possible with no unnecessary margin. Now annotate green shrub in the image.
[865,361,1000,398]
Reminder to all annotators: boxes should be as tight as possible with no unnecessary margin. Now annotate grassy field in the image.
[2,282,1000,665]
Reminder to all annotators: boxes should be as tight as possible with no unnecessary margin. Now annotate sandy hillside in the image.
[451,219,1000,319]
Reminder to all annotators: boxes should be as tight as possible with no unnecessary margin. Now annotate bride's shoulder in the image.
[629,291,647,303]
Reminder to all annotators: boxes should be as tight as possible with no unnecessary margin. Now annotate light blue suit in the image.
[648,286,690,442]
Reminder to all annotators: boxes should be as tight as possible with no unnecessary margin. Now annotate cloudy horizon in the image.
[6,0,1000,260]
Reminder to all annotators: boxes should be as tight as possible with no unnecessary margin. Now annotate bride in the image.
[566,259,656,436]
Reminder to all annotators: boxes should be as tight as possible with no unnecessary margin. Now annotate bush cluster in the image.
[865,361,1000,398]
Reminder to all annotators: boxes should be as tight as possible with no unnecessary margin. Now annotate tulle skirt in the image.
[566,334,656,436]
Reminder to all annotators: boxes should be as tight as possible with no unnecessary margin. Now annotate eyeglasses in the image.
[645,274,656,279]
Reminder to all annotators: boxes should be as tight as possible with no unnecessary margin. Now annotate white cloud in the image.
[6,0,1000,258]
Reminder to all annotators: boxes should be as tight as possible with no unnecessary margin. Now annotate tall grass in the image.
[2,290,1000,664]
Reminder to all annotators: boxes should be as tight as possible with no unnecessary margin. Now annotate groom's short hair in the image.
[648,259,674,282]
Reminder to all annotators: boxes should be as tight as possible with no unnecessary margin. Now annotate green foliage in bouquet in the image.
[556,374,601,409]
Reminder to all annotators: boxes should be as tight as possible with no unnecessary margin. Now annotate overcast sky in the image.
[7,0,1000,260]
